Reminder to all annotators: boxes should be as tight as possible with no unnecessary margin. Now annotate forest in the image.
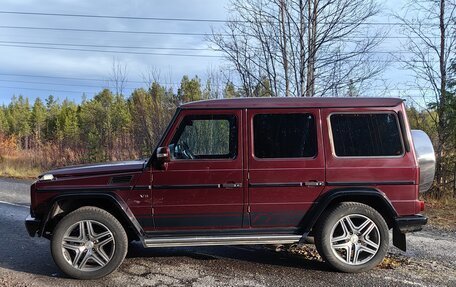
[0,73,455,199]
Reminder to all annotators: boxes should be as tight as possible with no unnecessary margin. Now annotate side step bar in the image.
[142,234,302,248]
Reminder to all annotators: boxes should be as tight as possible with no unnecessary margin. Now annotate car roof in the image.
[180,97,404,109]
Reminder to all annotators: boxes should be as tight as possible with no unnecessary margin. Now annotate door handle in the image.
[304,181,325,187]
[222,183,242,188]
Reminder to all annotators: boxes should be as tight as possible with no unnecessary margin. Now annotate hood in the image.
[40,160,147,178]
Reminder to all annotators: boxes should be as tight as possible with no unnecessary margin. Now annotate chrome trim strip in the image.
[152,184,222,189]
[142,234,301,248]
[326,181,415,186]
[249,182,303,188]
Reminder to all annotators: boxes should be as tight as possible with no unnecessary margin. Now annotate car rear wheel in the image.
[51,206,128,279]
[315,202,389,273]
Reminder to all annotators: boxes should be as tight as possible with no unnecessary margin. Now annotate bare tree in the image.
[210,0,386,97]
[394,0,456,197]
[110,58,128,96]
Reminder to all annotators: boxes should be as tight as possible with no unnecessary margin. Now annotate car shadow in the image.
[0,203,330,279]
[0,203,61,277]
[126,241,330,272]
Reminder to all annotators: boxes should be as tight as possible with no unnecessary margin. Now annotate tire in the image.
[51,206,128,279]
[314,202,389,273]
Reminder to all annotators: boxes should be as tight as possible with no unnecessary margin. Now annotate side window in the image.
[330,113,404,157]
[169,115,237,160]
[253,113,317,158]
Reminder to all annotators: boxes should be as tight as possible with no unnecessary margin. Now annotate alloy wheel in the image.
[61,220,115,271]
[329,214,380,265]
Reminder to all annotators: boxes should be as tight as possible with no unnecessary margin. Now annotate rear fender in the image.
[300,187,407,250]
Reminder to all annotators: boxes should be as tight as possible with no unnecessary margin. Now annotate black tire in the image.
[51,206,128,279]
[314,202,389,273]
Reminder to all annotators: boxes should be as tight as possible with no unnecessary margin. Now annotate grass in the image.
[423,196,456,231]
[0,155,42,179]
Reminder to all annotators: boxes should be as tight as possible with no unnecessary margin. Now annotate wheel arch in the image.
[40,193,144,240]
[301,187,398,236]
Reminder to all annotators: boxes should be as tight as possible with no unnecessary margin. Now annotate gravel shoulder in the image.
[0,178,455,287]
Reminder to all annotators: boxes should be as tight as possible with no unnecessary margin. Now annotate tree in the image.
[224,81,239,98]
[6,95,31,149]
[31,98,46,147]
[395,0,456,197]
[110,58,128,96]
[445,60,456,197]
[253,76,273,97]
[177,76,203,103]
[210,0,385,98]
[0,106,8,134]
[44,95,60,142]
[56,99,79,147]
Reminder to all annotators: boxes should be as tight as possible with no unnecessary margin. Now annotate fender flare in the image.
[300,187,398,237]
[39,192,145,238]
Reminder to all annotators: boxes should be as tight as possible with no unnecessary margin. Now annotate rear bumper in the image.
[395,214,428,233]
[25,215,41,237]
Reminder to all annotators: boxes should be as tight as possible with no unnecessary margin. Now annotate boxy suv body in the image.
[25,97,435,279]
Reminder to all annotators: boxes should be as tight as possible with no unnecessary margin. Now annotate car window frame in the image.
[168,113,238,161]
[251,112,318,160]
[327,111,406,159]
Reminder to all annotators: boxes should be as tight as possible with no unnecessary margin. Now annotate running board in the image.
[142,234,302,248]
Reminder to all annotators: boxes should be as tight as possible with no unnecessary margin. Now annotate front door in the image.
[247,109,325,228]
[151,109,244,231]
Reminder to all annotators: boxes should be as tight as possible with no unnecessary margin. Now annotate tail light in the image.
[419,200,425,212]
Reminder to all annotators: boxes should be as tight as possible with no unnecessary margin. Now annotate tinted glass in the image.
[330,113,403,157]
[170,115,237,160]
[253,113,317,158]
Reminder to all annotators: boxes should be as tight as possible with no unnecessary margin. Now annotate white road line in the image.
[0,200,29,208]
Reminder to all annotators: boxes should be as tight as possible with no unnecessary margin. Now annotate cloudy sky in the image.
[0,0,233,104]
[0,0,429,105]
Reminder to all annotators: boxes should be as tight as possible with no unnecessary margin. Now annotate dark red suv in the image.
[25,97,435,279]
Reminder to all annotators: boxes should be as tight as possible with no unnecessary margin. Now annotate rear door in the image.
[247,109,325,228]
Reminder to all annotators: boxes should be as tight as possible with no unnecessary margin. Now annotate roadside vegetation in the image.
[0,0,455,202]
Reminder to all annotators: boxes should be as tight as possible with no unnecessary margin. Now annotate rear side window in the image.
[330,113,403,157]
[253,113,317,158]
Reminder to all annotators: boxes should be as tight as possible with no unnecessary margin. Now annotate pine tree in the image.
[31,98,46,146]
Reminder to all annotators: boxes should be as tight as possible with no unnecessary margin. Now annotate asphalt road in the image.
[0,177,455,287]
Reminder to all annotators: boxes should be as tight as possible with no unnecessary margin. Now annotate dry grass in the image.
[0,155,42,179]
[423,197,456,231]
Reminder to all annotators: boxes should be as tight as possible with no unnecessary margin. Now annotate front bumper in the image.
[395,214,428,233]
[25,215,41,237]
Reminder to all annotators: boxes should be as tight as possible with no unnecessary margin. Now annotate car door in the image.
[247,109,325,228]
[151,109,244,230]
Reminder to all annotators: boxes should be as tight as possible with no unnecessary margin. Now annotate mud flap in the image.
[393,228,407,251]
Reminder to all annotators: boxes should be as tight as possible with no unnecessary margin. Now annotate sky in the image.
[0,0,433,106]
[0,0,232,104]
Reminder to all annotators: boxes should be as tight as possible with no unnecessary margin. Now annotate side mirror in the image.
[156,146,171,163]
[155,146,170,170]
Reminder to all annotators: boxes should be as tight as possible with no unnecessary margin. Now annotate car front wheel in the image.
[315,202,389,273]
[51,206,128,279]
